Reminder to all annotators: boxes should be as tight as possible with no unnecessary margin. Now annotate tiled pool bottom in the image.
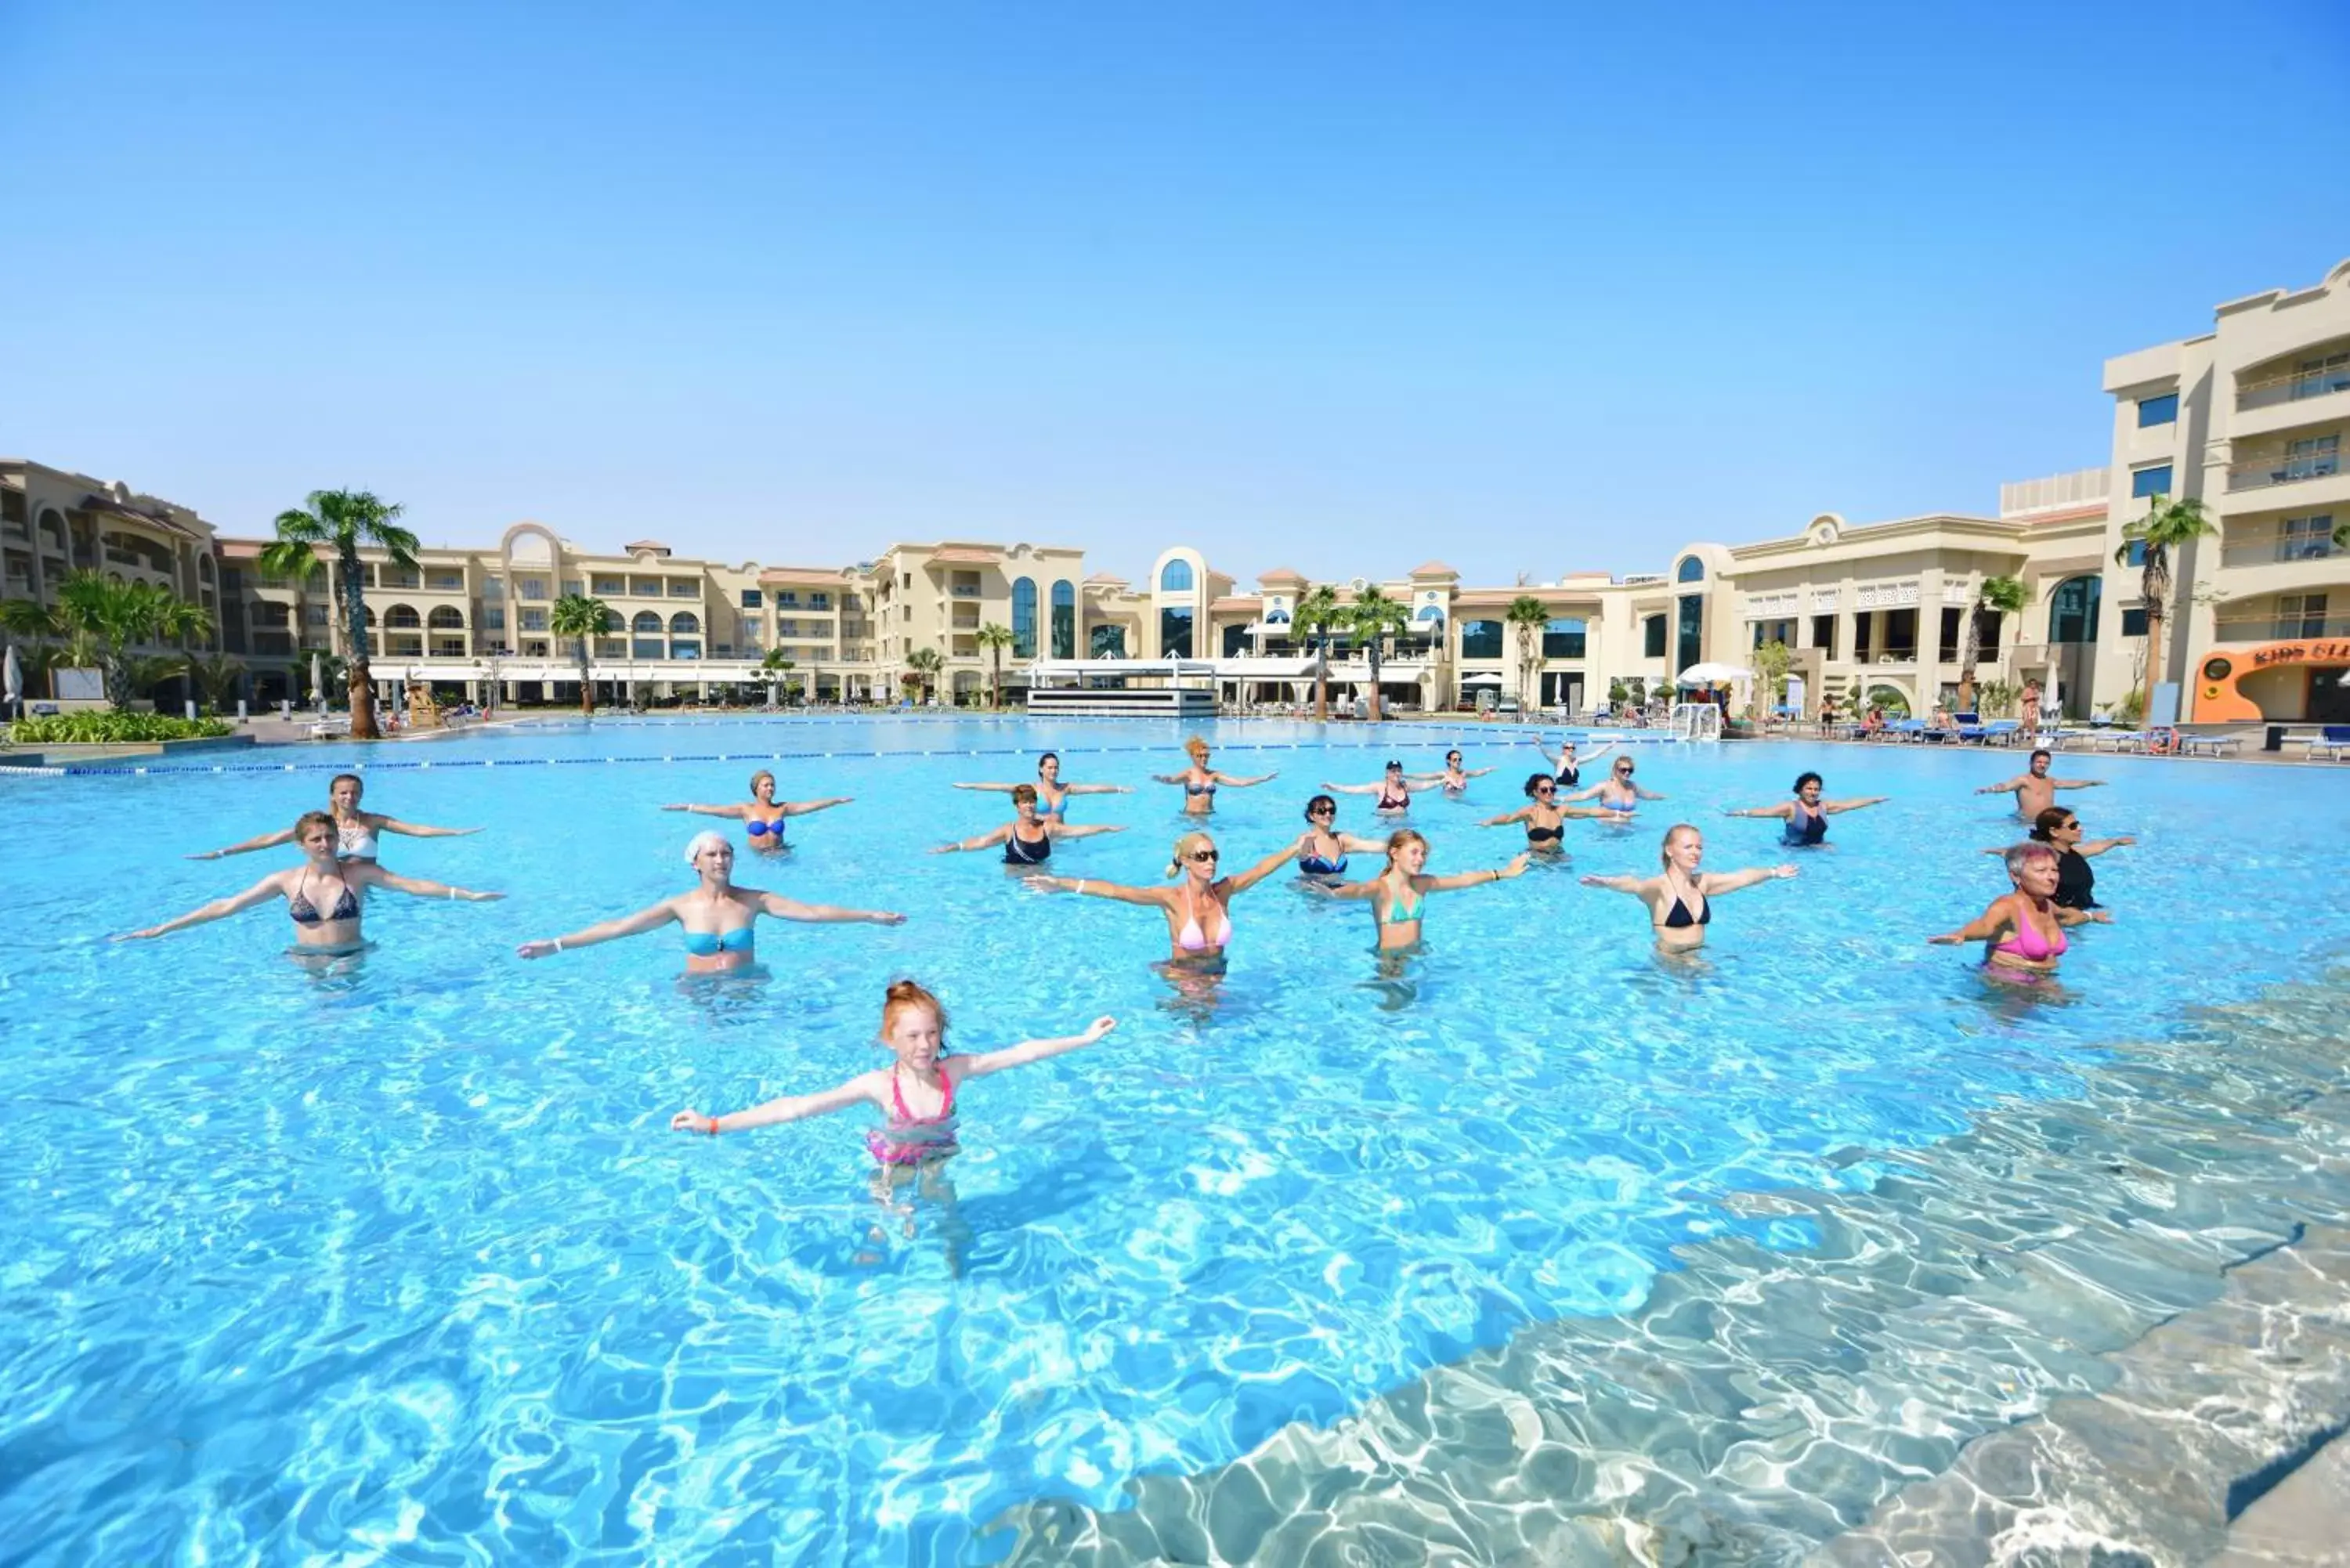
[987,974,2350,1566]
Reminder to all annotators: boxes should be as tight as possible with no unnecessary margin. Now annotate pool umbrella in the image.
[1676,662,1754,687]
[3,643,20,717]
[311,651,326,711]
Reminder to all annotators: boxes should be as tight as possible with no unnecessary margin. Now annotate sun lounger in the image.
[2179,734,2243,758]
[2299,724,2350,761]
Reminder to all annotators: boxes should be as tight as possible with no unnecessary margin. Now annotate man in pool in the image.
[1973,749,2105,819]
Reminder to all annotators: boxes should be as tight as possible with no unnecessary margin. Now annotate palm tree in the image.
[1506,594,1549,713]
[549,594,614,715]
[2115,494,2219,721]
[760,646,797,705]
[1954,574,2028,713]
[184,650,248,715]
[43,573,214,710]
[905,645,944,704]
[1294,584,1342,722]
[975,622,1014,708]
[259,490,419,739]
[1347,587,1411,722]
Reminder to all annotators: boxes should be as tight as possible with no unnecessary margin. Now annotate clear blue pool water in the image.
[2,717,2348,1564]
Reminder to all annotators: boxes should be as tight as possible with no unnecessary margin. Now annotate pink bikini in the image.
[866,1066,959,1165]
[1991,897,2067,962]
[1176,883,1231,953]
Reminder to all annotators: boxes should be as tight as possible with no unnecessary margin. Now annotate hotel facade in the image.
[7,259,2346,725]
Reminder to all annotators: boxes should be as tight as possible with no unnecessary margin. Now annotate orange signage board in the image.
[2193,638,2350,721]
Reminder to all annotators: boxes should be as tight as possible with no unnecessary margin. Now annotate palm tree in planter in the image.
[975,623,1014,709]
[1954,574,2028,714]
[183,651,248,716]
[2115,494,2219,722]
[549,594,614,715]
[760,646,797,706]
[1506,594,1549,714]
[1294,584,1343,722]
[905,646,945,705]
[1347,587,1412,722]
[259,490,418,739]
[45,572,214,710]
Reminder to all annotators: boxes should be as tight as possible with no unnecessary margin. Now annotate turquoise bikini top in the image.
[682,927,755,957]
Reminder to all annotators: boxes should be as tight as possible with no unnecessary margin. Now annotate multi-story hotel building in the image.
[9,259,2345,726]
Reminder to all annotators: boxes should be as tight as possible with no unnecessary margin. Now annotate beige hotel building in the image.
[8,258,2346,728]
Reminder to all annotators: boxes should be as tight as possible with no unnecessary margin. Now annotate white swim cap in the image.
[684,829,728,865]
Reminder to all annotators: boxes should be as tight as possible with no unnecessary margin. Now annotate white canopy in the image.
[1460,671,1504,687]
[1676,662,1755,686]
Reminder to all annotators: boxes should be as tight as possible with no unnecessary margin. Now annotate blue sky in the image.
[5,0,2346,587]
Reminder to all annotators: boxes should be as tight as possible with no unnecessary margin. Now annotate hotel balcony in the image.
[2220,528,2341,570]
[2214,609,2350,643]
[2225,437,2345,504]
[2232,351,2350,440]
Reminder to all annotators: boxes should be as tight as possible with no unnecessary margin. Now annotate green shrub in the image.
[7,712,233,744]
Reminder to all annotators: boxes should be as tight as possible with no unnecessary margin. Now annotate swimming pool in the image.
[3,718,2347,1563]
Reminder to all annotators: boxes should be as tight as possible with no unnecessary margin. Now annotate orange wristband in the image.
[705,1117,720,1136]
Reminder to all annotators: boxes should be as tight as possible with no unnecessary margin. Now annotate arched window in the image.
[1050,580,1076,659]
[1160,558,1195,594]
[1677,556,1705,583]
[1459,620,1503,659]
[1414,604,1446,625]
[632,611,664,634]
[1011,577,1037,658]
[1542,617,1587,659]
[2048,576,2101,644]
[668,611,700,634]
[427,606,465,630]
[386,604,425,630]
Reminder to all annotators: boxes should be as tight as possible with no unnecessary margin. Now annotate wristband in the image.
[1075,880,1087,894]
[706,1117,721,1136]
[552,938,563,953]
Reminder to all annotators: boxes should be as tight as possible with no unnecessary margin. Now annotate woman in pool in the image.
[670,978,1116,1168]
[1408,750,1497,796]
[191,773,481,862]
[515,831,904,974]
[1324,759,1445,815]
[1293,794,1390,883]
[1562,754,1666,815]
[1723,771,1889,847]
[1930,840,2110,984]
[1152,737,1278,817]
[1533,734,1618,789]
[1321,829,1528,951]
[1479,772,1629,851]
[934,784,1128,865]
[662,770,852,850]
[952,750,1132,820]
[1027,831,1300,967]
[122,811,503,951]
[1578,824,1796,951]
[1979,807,2135,912]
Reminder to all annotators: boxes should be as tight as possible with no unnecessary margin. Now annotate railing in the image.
[2221,535,2340,568]
[2237,361,2350,410]
[2229,447,2342,491]
[1669,703,1723,740]
[2214,613,2350,641]
[950,585,982,598]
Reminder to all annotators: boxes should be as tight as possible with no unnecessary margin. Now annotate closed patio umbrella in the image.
[310,651,327,710]
[3,643,20,717]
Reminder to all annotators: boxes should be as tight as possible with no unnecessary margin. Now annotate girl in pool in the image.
[1977,807,2135,911]
[662,770,852,851]
[1578,824,1795,952]
[1026,830,1299,968]
[669,978,1116,1168]
[1534,734,1618,789]
[121,810,503,952]
[1293,794,1390,883]
[934,784,1128,865]
[952,750,1133,820]
[191,773,481,862]
[1323,759,1446,815]
[515,832,904,974]
[1152,737,1278,817]
[1321,830,1528,951]
[1479,772,1630,851]
[1723,771,1889,847]
[1407,750,1497,795]
[1563,754,1666,815]
[1931,840,2110,984]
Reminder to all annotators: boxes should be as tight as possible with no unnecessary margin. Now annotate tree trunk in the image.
[1954,605,1981,714]
[1313,632,1329,722]
[103,640,130,710]
[1367,643,1383,724]
[579,639,594,714]
[2137,558,2168,721]
[341,554,379,739]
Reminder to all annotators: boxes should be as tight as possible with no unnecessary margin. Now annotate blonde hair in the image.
[1165,831,1215,877]
[1183,735,1210,763]
[748,769,776,795]
[684,829,729,867]
[1383,828,1428,869]
[1659,823,1701,867]
[881,977,947,1042]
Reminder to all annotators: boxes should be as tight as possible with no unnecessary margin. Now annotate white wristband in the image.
[552,938,563,953]
[1075,880,1087,894]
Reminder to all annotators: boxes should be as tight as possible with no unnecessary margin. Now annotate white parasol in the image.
[1676,662,1754,687]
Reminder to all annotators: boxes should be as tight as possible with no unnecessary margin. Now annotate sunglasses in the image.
[1188,849,1220,863]
[1614,766,1635,775]
[1309,807,1336,817]
[1533,785,1555,795]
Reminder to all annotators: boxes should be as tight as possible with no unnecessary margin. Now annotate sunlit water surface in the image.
[2,717,2347,1564]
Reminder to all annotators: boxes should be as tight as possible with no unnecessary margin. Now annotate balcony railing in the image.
[950,585,982,598]
[2215,613,2350,641]
[2221,535,2341,568]
[2228,447,2342,492]
[2237,361,2350,411]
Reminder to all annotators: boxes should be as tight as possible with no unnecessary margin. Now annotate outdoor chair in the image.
[2301,724,2350,761]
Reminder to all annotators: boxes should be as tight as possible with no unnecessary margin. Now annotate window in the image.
[1938,607,1963,663]
[1883,607,1917,658]
[1051,580,1076,659]
[741,618,763,643]
[630,576,663,598]
[2048,576,2101,644]
[519,609,548,632]
[776,591,799,605]
[632,611,663,634]
[1676,594,1704,671]
[2287,433,2341,481]
[2124,539,2148,567]
[1159,605,1194,657]
[667,579,699,598]
[811,592,830,609]
[1751,618,1795,651]
[1460,619,1504,660]
[1541,618,1587,659]
[668,612,700,634]
[1091,624,1126,658]
[2281,515,2337,560]
[427,570,465,592]
[777,620,798,638]
[2117,606,2150,637]
[1853,612,1872,659]
[562,580,584,599]
[1676,556,1705,583]
[428,606,464,631]
[671,641,701,659]
[2293,351,2350,401]
[306,603,329,627]
[633,638,664,659]
[740,589,762,608]
[1222,622,1250,657]
[482,606,506,631]
[1643,615,1667,659]
[2278,592,2331,638]
[1159,559,1195,594]
[2136,392,2178,427]
[1810,613,1837,658]
[2131,464,2173,500]
[1011,577,1037,658]
[592,576,624,597]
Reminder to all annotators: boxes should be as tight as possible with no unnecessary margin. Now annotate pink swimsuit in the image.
[1991,898,2068,962]
[866,1066,959,1165]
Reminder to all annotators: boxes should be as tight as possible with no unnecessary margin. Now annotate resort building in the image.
[9,256,2345,724]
